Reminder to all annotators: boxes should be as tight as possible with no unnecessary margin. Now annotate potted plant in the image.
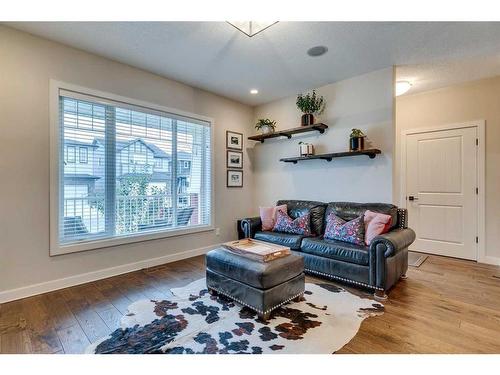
[296,90,326,126]
[255,118,277,134]
[349,128,366,151]
[298,141,314,156]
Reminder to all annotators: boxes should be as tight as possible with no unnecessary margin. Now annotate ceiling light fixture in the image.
[227,21,278,37]
[250,89,259,95]
[395,81,412,96]
[307,45,328,57]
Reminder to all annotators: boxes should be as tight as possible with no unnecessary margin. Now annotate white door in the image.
[405,126,477,260]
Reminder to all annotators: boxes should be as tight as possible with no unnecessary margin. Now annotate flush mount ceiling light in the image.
[307,45,328,57]
[227,21,278,37]
[250,89,259,94]
[395,81,412,96]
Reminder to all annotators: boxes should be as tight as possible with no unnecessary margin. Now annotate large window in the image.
[52,85,212,254]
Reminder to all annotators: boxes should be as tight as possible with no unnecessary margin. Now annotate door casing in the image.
[400,120,485,263]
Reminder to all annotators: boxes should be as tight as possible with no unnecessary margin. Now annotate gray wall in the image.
[251,68,395,207]
[0,26,255,293]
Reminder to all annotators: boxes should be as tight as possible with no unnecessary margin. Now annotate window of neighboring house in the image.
[79,147,88,163]
[66,146,76,163]
[178,196,189,206]
[51,83,212,255]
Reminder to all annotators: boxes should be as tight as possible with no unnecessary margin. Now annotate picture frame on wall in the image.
[226,130,243,150]
[227,170,243,188]
[226,150,243,169]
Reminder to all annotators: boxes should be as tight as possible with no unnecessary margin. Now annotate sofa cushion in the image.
[326,202,398,230]
[297,250,370,286]
[300,237,370,266]
[277,200,327,235]
[254,231,304,250]
[206,248,304,289]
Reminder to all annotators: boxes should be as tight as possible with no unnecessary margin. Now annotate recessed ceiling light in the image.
[395,81,412,96]
[307,45,328,57]
[250,89,259,95]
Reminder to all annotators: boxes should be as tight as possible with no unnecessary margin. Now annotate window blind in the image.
[58,91,211,246]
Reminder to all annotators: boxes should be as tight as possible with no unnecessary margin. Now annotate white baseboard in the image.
[0,243,220,304]
[478,255,500,266]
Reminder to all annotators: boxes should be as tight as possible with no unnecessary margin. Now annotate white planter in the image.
[307,144,314,155]
[299,144,314,156]
[261,125,274,134]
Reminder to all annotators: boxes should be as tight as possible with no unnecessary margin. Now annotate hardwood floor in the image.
[0,254,499,353]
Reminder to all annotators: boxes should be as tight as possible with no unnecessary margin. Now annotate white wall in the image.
[396,76,500,263]
[251,68,395,207]
[0,26,255,296]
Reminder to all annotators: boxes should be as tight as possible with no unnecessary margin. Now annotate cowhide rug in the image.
[86,278,383,354]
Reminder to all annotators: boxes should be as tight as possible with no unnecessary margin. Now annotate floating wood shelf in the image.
[280,149,381,164]
[248,123,328,143]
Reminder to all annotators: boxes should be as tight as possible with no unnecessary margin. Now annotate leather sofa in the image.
[241,200,416,300]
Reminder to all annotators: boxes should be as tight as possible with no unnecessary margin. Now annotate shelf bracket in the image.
[313,126,326,134]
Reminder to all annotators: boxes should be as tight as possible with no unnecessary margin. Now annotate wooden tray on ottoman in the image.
[221,238,291,262]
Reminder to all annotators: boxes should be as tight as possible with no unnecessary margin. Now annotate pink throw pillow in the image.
[364,210,392,245]
[260,204,287,231]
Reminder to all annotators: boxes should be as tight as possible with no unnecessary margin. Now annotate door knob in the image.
[408,196,418,201]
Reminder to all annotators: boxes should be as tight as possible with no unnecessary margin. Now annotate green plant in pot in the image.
[349,128,366,151]
[296,90,325,126]
[255,118,277,134]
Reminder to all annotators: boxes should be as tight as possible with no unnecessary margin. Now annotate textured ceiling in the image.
[6,22,500,105]
[396,53,500,96]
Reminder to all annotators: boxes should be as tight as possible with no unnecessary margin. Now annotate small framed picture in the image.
[226,130,243,150]
[227,170,243,188]
[227,150,243,169]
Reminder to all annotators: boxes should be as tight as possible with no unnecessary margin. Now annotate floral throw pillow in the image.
[324,212,365,245]
[272,210,312,236]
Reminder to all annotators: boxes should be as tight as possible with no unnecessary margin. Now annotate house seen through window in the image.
[59,92,211,247]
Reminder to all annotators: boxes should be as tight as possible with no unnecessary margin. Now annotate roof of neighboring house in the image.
[117,172,171,182]
[64,139,100,148]
[70,137,193,160]
[115,138,170,158]
[151,172,170,182]
[145,142,170,159]
[113,139,193,160]
[64,173,101,180]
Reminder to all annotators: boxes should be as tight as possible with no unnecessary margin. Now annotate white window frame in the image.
[66,145,76,163]
[49,80,215,256]
[79,147,88,164]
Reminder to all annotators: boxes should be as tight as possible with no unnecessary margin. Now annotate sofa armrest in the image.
[370,228,416,258]
[240,216,262,238]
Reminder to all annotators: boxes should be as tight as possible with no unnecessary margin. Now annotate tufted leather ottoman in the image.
[206,248,305,321]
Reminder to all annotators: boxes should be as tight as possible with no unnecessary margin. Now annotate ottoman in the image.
[206,248,305,321]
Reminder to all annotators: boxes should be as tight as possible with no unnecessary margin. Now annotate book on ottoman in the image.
[221,238,291,262]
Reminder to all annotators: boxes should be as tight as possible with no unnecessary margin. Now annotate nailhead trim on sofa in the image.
[304,268,384,291]
[207,286,304,315]
[397,208,407,229]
